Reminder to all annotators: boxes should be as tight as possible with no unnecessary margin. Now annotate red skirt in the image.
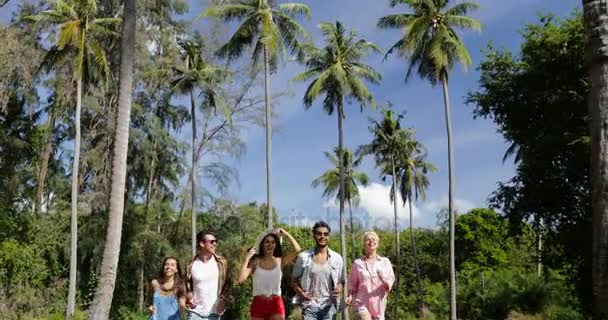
[250,295,285,318]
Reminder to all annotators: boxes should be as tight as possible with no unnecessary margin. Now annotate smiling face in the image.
[199,234,217,255]
[313,227,330,248]
[163,258,178,278]
[363,233,379,254]
[262,235,276,255]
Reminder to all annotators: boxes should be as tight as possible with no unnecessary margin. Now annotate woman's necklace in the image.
[364,255,378,281]
[159,278,175,295]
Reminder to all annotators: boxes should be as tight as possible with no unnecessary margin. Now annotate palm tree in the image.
[25,1,119,317]
[583,0,608,317]
[87,0,135,318]
[312,147,370,263]
[378,1,481,318]
[396,128,435,314]
[294,21,381,315]
[202,0,310,228]
[357,108,415,318]
[171,39,229,256]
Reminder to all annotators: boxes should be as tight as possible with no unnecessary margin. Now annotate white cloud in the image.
[423,196,476,216]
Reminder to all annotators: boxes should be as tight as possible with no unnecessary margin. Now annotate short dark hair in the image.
[196,230,216,248]
[312,221,331,234]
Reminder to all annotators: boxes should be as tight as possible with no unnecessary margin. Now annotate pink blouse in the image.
[348,256,395,318]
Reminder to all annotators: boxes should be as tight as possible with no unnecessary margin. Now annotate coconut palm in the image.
[395,129,435,314]
[357,108,415,318]
[312,147,370,263]
[202,0,310,228]
[582,0,608,317]
[171,39,230,255]
[25,1,119,317]
[294,21,381,314]
[87,0,135,318]
[378,1,481,318]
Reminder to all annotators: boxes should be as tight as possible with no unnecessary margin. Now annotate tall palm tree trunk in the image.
[409,196,425,312]
[391,157,401,319]
[441,72,457,320]
[88,0,136,317]
[35,110,56,214]
[66,74,82,320]
[264,46,273,228]
[348,198,356,263]
[337,97,348,319]
[583,0,608,317]
[190,87,197,256]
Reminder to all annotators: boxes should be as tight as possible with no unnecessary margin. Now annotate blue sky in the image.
[0,0,581,230]
[192,0,581,230]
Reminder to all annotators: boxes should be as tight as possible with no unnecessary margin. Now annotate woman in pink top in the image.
[346,231,395,320]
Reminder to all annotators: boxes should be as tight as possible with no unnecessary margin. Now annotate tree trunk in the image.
[35,109,56,214]
[264,46,273,228]
[348,198,356,264]
[537,220,542,277]
[409,196,426,312]
[391,156,401,319]
[137,263,144,312]
[190,86,197,256]
[337,97,349,320]
[88,0,136,317]
[441,72,457,320]
[583,0,608,317]
[66,72,83,320]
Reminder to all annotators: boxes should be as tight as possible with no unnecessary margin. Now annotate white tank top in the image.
[252,259,282,296]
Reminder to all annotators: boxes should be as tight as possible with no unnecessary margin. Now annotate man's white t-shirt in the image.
[191,256,220,315]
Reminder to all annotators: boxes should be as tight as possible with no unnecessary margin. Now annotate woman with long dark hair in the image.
[148,257,187,320]
[237,228,301,320]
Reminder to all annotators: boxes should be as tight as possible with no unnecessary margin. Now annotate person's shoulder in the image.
[150,279,160,288]
[378,256,392,264]
[328,248,343,261]
[297,248,314,258]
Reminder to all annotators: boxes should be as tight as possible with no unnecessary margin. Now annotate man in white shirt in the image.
[185,231,231,320]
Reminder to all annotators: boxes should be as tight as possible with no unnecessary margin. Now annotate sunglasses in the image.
[204,239,218,244]
[314,231,330,237]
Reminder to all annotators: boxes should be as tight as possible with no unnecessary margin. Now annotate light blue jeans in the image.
[302,304,337,320]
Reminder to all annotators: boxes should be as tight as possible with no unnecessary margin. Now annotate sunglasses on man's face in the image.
[314,231,330,237]
[204,239,218,244]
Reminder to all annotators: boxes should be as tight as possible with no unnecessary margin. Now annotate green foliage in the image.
[294,21,381,112]
[466,12,591,308]
[378,0,481,83]
[457,270,585,320]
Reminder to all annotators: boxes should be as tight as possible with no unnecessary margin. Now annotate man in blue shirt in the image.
[292,221,344,320]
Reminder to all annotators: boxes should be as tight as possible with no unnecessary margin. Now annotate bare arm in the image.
[147,279,159,315]
[237,248,257,284]
[278,228,301,267]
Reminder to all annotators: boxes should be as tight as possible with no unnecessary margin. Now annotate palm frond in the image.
[444,2,479,16]
[377,13,415,29]
[443,15,482,31]
[200,4,252,22]
[278,2,311,19]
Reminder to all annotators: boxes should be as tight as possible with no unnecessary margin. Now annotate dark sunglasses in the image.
[204,239,218,244]
[314,231,330,237]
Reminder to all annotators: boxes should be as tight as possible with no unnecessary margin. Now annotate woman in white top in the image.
[238,228,301,320]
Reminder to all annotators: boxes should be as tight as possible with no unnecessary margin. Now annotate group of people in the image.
[147,221,395,320]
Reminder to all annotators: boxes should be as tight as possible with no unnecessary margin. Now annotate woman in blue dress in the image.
[148,257,186,320]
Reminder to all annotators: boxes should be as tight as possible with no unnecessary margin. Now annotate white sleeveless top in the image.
[252,259,282,296]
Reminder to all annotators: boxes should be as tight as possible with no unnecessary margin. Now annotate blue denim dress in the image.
[150,289,180,320]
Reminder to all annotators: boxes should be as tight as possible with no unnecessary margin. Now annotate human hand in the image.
[246,247,257,260]
[299,290,313,301]
[147,305,156,316]
[186,292,196,309]
[345,295,352,305]
[276,228,287,237]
